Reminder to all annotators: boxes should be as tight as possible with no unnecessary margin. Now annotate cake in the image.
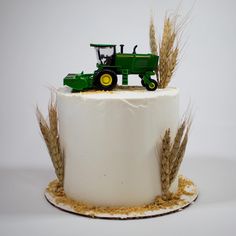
[57,86,179,207]
[40,85,197,219]
[37,14,198,219]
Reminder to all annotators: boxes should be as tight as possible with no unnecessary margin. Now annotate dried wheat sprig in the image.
[169,120,185,171]
[149,16,158,55]
[48,101,64,185]
[170,127,189,184]
[36,99,64,186]
[160,129,171,198]
[159,19,175,87]
[159,18,172,84]
[149,16,159,84]
[162,20,176,56]
[49,97,58,141]
[159,115,192,198]
[161,47,179,88]
[36,107,51,151]
[158,15,180,88]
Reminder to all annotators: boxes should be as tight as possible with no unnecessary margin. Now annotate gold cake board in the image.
[44,176,198,220]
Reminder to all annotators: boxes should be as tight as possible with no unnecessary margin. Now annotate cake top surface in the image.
[57,86,179,100]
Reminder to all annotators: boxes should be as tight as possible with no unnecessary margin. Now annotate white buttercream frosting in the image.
[57,86,179,207]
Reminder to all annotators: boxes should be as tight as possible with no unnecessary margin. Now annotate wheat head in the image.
[160,129,171,198]
[159,116,191,198]
[169,120,185,171]
[149,16,160,84]
[149,16,158,55]
[170,128,189,184]
[161,47,178,88]
[36,98,64,186]
[159,15,180,88]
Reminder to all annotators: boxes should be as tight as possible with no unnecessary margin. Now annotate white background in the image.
[0,0,236,235]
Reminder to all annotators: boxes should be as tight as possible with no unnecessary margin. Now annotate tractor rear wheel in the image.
[145,79,158,91]
[141,79,146,87]
[94,69,117,90]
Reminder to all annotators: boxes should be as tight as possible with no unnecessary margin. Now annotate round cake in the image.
[56,86,179,207]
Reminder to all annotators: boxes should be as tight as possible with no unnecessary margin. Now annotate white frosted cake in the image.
[56,86,179,207]
[38,13,198,219]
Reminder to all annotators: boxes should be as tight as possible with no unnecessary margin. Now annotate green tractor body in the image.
[64,44,159,91]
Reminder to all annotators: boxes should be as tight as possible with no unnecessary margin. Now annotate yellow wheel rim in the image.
[149,82,155,89]
[100,74,112,86]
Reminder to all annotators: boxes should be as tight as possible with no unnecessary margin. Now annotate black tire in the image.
[145,79,158,91]
[94,69,117,90]
[141,79,146,87]
[139,74,146,87]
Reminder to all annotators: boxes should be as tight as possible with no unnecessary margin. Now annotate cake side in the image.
[57,86,179,207]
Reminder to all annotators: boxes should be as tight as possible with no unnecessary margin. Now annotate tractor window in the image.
[96,47,115,65]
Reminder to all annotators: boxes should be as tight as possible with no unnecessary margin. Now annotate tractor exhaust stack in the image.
[120,44,124,54]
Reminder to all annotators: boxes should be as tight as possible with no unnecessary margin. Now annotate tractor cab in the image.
[90,44,116,66]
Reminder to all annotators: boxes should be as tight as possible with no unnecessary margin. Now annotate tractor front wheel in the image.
[145,79,158,91]
[94,70,117,91]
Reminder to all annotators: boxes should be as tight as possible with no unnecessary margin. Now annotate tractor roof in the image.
[90,43,116,48]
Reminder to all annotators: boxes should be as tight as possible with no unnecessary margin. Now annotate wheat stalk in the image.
[161,47,179,88]
[149,12,187,88]
[49,97,58,142]
[48,100,64,185]
[160,129,171,199]
[149,16,158,55]
[159,116,191,199]
[169,120,185,171]
[149,16,159,84]
[159,18,172,85]
[170,127,189,184]
[36,97,64,186]
[158,15,180,88]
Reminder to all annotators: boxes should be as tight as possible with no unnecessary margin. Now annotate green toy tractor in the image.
[64,44,159,92]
